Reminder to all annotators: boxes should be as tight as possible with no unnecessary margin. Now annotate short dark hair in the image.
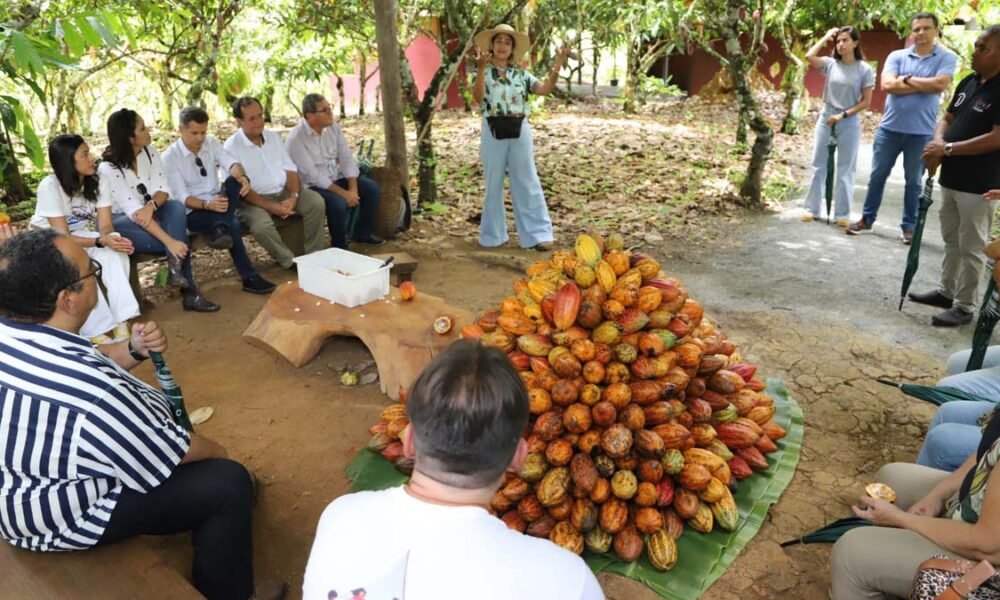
[912,12,939,29]
[327,591,338,599]
[406,340,530,489]
[102,108,140,169]
[832,26,865,61]
[48,134,98,202]
[982,24,1000,46]
[0,229,81,323]
[232,97,262,120]
[302,93,326,117]
[179,106,210,127]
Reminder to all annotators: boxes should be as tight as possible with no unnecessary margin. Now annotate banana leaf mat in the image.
[346,379,804,599]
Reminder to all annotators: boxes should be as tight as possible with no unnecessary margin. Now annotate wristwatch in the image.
[127,339,148,362]
[903,75,912,85]
[944,142,954,157]
[94,237,104,248]
[841,111,849,120]
[202,199,210,210]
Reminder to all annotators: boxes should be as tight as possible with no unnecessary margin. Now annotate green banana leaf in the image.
[346,378,804,599]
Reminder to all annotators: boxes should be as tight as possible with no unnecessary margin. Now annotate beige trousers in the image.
[829,463,959,600]
[237,187,327,268]
[938,186,994,312]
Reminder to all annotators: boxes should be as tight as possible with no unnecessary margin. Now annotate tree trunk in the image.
[722,1,772,207]
[358,52,367,116]
[374,0,409,189]
[415,113,436,204]
[335,75,347,120]
[592,45,599,96]
[623,40,640,113]
[780,49,807,134]
[0,122,27,205]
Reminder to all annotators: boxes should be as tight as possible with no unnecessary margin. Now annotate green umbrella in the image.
[876,377,994,406]
[966,270,999,371]
[780,516,872,547]
[825,123,837,225]
[149,351,193,431]
[899,175,935,311]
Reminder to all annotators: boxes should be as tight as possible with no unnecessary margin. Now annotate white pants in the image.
[80,246,140,339]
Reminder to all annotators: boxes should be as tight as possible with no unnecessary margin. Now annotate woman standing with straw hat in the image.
[472,24,570,252]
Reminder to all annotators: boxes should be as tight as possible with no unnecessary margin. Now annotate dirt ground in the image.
[135,228,959,600]
[116,102,977,599]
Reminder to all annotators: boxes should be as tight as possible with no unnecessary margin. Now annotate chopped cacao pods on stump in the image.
[365,233,786,571]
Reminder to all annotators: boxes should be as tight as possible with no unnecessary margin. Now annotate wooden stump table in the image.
[243,282,474,400]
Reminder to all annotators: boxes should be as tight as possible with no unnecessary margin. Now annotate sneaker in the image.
[207,226,234,250]
[908,289,954,309]
[182,293,221,313]
[901,229,914,245]
[242,274,277,295]
[932,306,974,327]
[352,234,386,246]
[533,242,554,252]
[800,213,815,223]
[835,219,850,228]
[845,220,872,236]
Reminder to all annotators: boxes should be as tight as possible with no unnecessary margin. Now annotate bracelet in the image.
[127,339,148,362]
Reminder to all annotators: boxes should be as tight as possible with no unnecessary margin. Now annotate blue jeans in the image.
[186,177,258,280]
[916,401,992,471]
[479,118,554,248]
[310,176,381,250]
[112,200,196,290]
[860,128,932,231]
[804,111,861,221]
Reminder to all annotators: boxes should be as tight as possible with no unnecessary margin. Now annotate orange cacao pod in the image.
[591,401,617,427]
[708,370,746,394]
[501,477,531,502]
[737,446,769,470]
[501,510,527,533]
[536,467,571,507]
[618,404,646,431]
[728,455,753,480]
[563,403,593,434]
[634,482,659,507]
[549,521,584,555]
[613,525,644,562]
[761,420,787,441]
[528,388,553,415]
[545,439,574,467]
[716,421,761,449]
[610,469,638,500]
[553,282,582,331]
[635,506,664,534]
[678,463,712,491]
[635,429,666,458]
[674,487,700,519]
[599,498,629,534]
[526,514,556,537]
[629,380,663,406]
[662,508,684,540]
[755,433,778,454]
[570,498,599,533]
[643,401,674,426]
[602,381,632,408]
[569,452,600,493]
[653,422,692,449]
[582,360,606,384]
[533,410,565,441]
[551,379,579,407]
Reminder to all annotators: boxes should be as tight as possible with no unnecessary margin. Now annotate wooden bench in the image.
[371,252,418,285]
[0,537,201,599]
[243,282,473,400]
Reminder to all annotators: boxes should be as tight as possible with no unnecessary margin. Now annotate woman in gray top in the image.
[802,26,875,226]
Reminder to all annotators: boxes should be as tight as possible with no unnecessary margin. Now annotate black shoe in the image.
[932,306,973,327]
[353,234,386,246]
[166,257,191,289]
[908,289,953,309]
[242,274,277,295]
[207,226,234,250]
[182,293,220,313]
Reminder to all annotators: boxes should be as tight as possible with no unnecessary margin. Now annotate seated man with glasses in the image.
[224,97,328,270]
[163,107,276,295]
[286,94,384,250]
[0,229,286,600]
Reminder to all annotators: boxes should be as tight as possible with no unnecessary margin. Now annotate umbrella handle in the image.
[876,378,902,389]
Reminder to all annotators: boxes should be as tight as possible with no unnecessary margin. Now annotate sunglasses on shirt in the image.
[136,183,152,204]
[194,156,207,177]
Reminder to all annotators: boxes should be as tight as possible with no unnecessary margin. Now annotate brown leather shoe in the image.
[250,579,287,600]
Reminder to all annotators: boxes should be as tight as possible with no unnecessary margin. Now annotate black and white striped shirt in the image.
[0,318,190,552]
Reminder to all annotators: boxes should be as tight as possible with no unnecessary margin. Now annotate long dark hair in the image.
[833,26,865,61]
[49,134,98,202]
[102,108,140,169]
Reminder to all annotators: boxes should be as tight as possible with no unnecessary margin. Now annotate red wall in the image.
[658,25,906,113]
[328,34,465,115]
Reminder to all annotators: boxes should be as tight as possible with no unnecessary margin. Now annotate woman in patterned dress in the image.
[471,24,570,251]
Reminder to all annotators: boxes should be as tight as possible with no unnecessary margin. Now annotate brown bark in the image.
[374,0,409,189]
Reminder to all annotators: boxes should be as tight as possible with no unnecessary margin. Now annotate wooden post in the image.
[374,0,409,188]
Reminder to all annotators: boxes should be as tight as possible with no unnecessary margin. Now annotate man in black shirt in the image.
[912,25,1000,326]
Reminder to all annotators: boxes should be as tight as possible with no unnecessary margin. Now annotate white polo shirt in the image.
[162,136,239,212]
[222,128,296,196]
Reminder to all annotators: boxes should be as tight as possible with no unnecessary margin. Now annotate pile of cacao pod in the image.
[366,232,787,571]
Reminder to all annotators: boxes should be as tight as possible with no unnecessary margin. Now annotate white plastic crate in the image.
[293,248,390,307]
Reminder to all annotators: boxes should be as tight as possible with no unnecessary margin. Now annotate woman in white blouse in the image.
[99,109,218,312]
[30,134,140,341]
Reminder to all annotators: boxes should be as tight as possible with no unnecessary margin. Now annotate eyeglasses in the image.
[309,107,334,116]
[136,183,152,204]
[63,258,105,295]
[194,156,207,177]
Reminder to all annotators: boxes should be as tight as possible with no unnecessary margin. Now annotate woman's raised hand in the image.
[827,27,841,40]
[472,48,491,70]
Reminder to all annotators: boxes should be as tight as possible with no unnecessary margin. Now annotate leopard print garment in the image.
[910,556,1000,600]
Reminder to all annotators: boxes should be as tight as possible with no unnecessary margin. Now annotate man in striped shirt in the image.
[0,229,284,600]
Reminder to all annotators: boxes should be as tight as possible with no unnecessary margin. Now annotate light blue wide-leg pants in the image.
[479,119,554,248]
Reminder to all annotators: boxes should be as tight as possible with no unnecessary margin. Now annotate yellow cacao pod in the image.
[574,265,596,288]
[528,279,556,303]
[646,529,678,571]
[526,260,552,276]
[711,489,739,531]
[689,500,714,533]
[575,234,602,267]
[595,261,617,294]
[683,447,726,473]
[698,477,727,503]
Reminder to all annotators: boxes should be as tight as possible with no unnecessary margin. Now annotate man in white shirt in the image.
[302,340,604,600]
[223,97,327,269]
[163,107,276,294]
[285,94,384,250]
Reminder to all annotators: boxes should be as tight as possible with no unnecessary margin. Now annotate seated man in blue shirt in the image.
[286,93,384,250]
[0,229,284,600]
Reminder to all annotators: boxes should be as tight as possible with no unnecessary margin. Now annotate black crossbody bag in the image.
[486,115,525,140]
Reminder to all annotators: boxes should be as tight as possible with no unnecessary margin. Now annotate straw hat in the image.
[474,24,530,65]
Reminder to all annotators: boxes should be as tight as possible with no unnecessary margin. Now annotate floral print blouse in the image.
[477,65,540,117]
